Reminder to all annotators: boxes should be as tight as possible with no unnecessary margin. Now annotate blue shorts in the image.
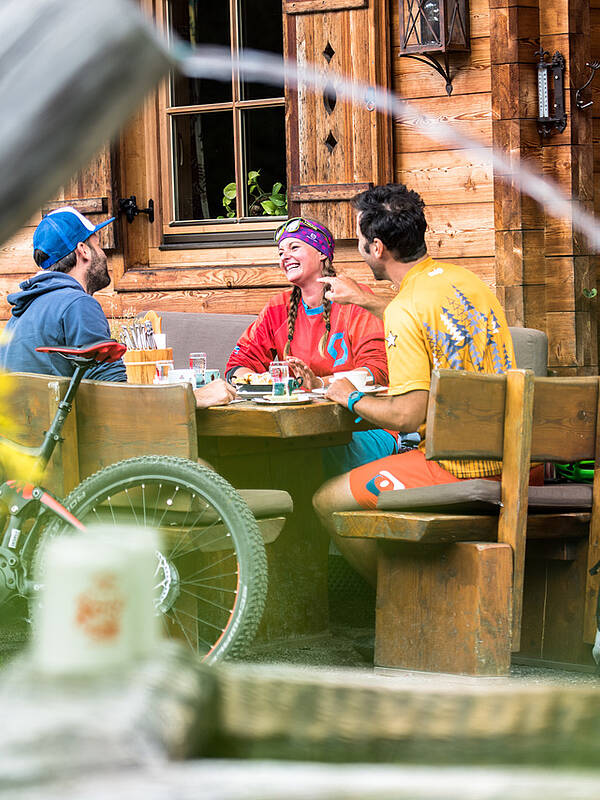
[322,429,400,479]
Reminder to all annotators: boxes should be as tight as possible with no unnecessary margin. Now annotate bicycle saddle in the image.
[36,341,126,364]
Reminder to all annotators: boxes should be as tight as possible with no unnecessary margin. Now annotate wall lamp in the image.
[398,0,470,96]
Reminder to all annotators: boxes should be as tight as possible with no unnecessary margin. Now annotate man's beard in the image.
[86,249,110,295]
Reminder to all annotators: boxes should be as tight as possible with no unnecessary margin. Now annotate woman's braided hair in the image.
[283,257,337,358]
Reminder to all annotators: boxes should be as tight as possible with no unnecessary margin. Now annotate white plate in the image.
[312,385,386,396]
[253,393,314,405]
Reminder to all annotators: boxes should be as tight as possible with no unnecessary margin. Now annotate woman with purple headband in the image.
[225,217,405,475]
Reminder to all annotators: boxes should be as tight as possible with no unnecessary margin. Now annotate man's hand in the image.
[325,380,429,433]
[317,275,369,306]
[316,275,392,320]
[286,355,322,391]
[324,377,356,407]
[194,378,237,408]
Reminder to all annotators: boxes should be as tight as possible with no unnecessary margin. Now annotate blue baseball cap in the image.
[33,206,115,270]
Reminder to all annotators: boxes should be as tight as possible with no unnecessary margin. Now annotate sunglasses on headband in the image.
[274,217,333,246]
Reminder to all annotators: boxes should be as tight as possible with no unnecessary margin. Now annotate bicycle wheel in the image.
[36,456,268,663]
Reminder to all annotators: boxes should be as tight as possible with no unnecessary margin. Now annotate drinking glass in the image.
[269,362,290,396]
[189,352,207,386]
[154,360,174,384]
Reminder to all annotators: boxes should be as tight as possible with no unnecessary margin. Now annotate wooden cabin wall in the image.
[0,0,597,378]
[393,0,495,289]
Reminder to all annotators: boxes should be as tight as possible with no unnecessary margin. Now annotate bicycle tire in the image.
[36,455,268,663]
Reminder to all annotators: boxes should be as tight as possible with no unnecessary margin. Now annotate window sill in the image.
[160,228,279,250]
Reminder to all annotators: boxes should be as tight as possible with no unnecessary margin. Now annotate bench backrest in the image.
[75,379,198,480]
[509,327,548,376]
[426,368,600,647]
[150,311,257,373]
[426,371,598,463]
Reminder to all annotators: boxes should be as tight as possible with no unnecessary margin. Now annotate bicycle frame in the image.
[0,359,94,603]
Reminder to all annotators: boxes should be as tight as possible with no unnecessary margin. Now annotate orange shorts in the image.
[348,449,544,509]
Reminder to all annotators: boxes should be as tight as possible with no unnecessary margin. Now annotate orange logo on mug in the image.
[76,572,125,641]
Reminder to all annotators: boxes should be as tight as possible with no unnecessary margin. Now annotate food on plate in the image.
[233,372,272,386]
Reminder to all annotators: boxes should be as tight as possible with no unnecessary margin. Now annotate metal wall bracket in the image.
[536,49,567,137]
[575,61,600,110]
[399,51,454,96]
[118,195,154,224]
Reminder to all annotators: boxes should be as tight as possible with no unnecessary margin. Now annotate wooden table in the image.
[195,399,366,641]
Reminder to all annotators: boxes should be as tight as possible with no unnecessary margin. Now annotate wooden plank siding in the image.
[0,0,596,380]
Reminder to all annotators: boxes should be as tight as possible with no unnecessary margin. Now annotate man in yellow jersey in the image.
[313,183,526,586]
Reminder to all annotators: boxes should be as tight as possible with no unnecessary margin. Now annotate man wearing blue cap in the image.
[0,206,126,381]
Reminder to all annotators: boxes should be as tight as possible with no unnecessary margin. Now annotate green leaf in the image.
[248,170,260,183]
[583,288,598,298]
[261,200,277,215]
[223,182,237,200]
[272,182,282,194]
[272,196,286,207]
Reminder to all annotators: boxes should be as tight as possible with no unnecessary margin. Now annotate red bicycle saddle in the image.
[36,341,126,363]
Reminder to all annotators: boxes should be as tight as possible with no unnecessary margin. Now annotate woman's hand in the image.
[286,356,324,391]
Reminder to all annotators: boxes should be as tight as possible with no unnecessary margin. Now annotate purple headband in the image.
[276,218,335,261]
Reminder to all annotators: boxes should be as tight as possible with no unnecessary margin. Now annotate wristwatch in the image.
[347,390,365,422]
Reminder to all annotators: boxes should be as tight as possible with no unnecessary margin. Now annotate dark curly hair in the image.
[351,183,428,263]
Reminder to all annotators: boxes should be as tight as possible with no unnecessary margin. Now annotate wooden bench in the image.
[332,369,600,675]
[73,377,292,541]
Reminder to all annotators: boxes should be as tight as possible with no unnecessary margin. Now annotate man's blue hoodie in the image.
[0,272,126,382]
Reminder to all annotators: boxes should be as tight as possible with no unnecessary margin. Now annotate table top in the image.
[195,397,369,438]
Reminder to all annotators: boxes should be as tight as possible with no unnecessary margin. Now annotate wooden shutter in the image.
[42,142,118,250]
[284,0,392,239]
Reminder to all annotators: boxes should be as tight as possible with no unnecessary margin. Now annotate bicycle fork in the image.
[0,482,86,607]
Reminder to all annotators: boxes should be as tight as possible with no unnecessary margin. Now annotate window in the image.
[165,0,287,231]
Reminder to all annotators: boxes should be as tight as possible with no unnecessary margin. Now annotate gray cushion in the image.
[376,480,591,514]
[147,311,257,373]
[238,489,293,518]
[509,327,548,376]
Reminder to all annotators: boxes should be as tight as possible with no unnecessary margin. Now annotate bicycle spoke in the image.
[172,604,224,633]
[173,531,233,559]
[182,577,238,592]
[169,606,195,651]
[153,485,181,530]
[123,488,141,526]
[180,552,237,578]
[168,511,221,560]
[179,586,233,613]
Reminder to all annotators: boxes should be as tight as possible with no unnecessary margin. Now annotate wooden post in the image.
[489,0,544,329]
[540,0,597,376]
[584,375,600,642]
[498,369,534,650]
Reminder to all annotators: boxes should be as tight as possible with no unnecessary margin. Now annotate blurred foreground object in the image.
[0,0,172,246]
[33,526,160,674]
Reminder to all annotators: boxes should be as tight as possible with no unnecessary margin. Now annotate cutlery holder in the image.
[123,347,173,384]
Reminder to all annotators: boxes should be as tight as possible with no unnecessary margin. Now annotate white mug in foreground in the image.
[34,525,160,675]
[330,370,370,390]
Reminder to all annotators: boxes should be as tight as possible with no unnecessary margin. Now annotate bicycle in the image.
[0,341,268,663]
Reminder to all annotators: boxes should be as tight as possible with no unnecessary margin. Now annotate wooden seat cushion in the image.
[238,489,293,518]
[375,480,592,514]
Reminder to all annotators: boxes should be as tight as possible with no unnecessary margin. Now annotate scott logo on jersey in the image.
[326,332,349,367]
[365,470,405,498]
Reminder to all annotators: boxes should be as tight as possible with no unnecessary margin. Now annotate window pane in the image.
[172,112,235,221]
[239,0,284,100]
[170,1,232,106]
[243,107,286,217]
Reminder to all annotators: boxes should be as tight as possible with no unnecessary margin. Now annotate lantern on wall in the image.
[398,0,470,96]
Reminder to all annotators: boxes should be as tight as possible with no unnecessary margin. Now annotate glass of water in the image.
[154,360,174,384]
[189,352,207,385]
